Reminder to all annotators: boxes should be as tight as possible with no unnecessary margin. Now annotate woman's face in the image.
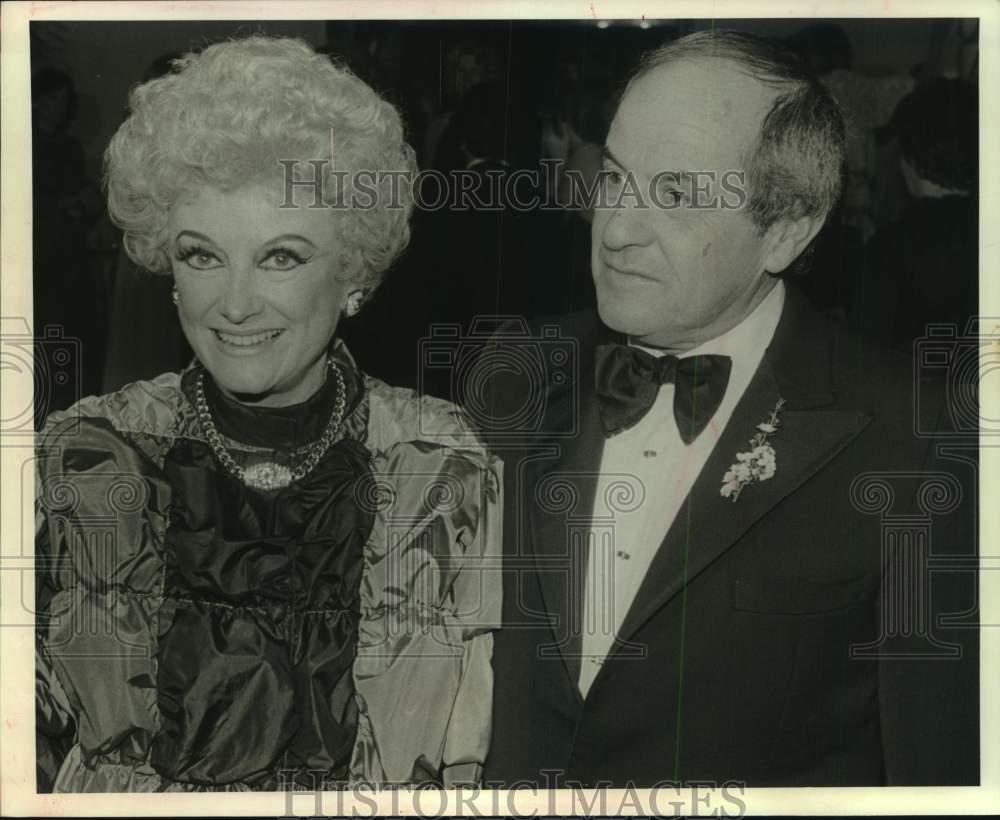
[168,183,355,407]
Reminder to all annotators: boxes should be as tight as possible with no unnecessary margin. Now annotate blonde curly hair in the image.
[104,35,417,290]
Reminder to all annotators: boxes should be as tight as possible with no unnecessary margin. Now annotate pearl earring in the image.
[171,287,179,305]
[345,290,365,317]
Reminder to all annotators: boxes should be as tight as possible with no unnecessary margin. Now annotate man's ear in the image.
[762,213,827,274]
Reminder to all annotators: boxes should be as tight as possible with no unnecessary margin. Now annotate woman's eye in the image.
[260,249,306,271]
[177,248,222,270]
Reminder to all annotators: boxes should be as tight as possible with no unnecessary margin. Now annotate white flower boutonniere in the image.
[720,398,787,502]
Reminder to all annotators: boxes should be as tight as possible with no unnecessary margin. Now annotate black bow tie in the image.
[595,344,733,444]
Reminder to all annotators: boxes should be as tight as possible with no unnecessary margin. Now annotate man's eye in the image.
[602,168,626,187]
[260,248,307,271]
[658,186,688,206]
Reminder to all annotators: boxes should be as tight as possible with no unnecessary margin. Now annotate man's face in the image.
[591,58,781,350]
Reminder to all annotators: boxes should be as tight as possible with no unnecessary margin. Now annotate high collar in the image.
[180,340,365,450]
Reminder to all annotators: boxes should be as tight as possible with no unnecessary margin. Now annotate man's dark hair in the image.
[451,81,509,164]
[625,29,847,235]
[893,77,977,194]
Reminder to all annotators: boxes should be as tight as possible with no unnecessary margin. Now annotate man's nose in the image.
[598,201,651,252]
[218,263,264,324]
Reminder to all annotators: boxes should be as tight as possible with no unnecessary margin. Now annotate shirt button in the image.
[616,550,631,560]
[643,450,658,458]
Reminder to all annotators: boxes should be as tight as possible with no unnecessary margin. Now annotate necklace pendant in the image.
[242,462,293,491]
[194,358,346,492]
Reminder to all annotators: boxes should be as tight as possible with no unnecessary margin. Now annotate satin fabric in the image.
[152,440,373,785]
[35,344,503,792]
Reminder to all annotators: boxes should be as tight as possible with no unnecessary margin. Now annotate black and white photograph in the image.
[0,1,996,815]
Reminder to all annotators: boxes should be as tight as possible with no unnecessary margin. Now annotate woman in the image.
[34,36,502,792]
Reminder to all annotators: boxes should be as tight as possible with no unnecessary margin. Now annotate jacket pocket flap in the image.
[733,575,868,614]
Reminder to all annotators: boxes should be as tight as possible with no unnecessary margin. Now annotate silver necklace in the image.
[193,358,347,492]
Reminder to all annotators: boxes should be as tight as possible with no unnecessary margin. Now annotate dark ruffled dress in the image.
[35,341,502,791]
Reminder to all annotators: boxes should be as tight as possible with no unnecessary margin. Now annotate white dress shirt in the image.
[577,281,786,697]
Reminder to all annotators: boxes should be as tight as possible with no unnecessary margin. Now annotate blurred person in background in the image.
[786,22,915,318]
[425,40,500,171]
[31,68,105,405]
[858,77,977,350]
[101,52,191,393]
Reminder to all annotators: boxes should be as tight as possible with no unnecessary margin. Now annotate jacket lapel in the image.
[612,287,873,650]
[523,315,616,691]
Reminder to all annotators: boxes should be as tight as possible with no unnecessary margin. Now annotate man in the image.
[481,30,977,787]
[859,76,977,350]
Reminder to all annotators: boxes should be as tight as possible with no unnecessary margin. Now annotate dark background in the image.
[29,18,979,414]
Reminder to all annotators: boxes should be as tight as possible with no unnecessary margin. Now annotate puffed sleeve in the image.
[351,384,503,786]
[440,451,502,787]
[32,382,183,791]
[35,473,77,792]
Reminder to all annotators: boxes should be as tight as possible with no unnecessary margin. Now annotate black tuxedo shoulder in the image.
[827,315,949,437]
[480,289,950,450]
[471,310,608,435]
[528,296,944,427]
[525,308,604,339]
[767,283,948,433]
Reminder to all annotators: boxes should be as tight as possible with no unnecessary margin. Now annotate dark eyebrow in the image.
[263,234,317,248]
[175,230,217,244]
[600,150,698,186]
[174,231,317,249]
[654,170,698,186]
[601,146,627,170]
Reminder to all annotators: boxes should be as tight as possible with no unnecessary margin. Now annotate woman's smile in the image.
[212,328,285,349]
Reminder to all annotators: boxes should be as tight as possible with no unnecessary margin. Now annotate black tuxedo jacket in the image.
[481,285,978,787]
